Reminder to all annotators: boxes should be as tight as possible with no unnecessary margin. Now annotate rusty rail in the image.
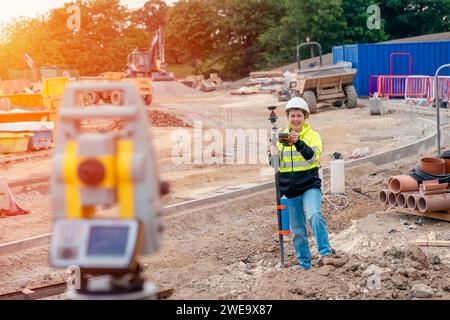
[0,283,173,300]
[0,149,53,166]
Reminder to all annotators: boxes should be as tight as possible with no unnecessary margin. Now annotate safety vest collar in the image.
[285,123,311,140]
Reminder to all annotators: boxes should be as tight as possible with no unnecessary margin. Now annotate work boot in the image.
[317,255,334,267]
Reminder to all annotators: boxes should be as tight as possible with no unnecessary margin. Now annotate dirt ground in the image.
[0,84,430,243]
[138,153,450,300]
[1,153,450,300]
[1,83,449,300]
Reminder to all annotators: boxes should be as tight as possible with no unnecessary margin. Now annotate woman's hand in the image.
[270,145,278,156]
[289,131,299,144]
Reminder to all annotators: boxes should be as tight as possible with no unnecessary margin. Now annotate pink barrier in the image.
[378,75,407,98]
[370,75,450,104]
[405,76,429,105]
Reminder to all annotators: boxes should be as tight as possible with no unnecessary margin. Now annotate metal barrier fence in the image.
[404,76,429,105]
[427,76,450,104]
[370,75,450,106]
[377,75,407,98]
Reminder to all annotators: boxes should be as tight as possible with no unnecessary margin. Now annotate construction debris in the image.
[230,85,276,95]
[181,74,223,92]
[415,240,450,247]
[231,70,285,96]
[348,147,370,160]
[149,110,192,127]
[246,71,284,86]
[106,110,191,131]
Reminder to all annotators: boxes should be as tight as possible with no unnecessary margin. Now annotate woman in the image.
[270,97,332,270]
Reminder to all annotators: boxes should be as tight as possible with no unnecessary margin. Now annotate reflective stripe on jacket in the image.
[277,123,322,173]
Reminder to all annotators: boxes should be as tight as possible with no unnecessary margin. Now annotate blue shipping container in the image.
[333,41,450,96]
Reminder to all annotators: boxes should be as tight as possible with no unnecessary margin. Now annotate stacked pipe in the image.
[379,175,420,209]
[379,155,450,214]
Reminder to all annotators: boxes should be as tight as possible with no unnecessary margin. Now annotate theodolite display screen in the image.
[50,219,140,269]
[87,226,129,256]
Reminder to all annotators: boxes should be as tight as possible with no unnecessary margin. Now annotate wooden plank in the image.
[0,283,66,300]
[395,209,450,223]
[415,240,450,247]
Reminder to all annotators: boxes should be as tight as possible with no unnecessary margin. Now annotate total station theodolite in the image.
[49,81,168,299]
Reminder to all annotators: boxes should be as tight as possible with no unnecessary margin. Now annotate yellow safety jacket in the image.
[277,123,322,173]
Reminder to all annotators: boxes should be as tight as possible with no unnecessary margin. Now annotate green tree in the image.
[260,0,348,69]
[379,0,450,39]
[60,0,148,75]
[132,0,168,33]
[0,0,150,78]
[342,0,389,44]
[165,0,217,73]
[132,0,174,63]
[0,17,49,79]
[204,0,284,79]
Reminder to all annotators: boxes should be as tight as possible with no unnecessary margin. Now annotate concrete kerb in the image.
[163,181,275,216]
[0,233,51,255]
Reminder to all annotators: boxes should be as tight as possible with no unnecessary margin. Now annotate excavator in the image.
[127,26,175,81]
[81,26,174,106]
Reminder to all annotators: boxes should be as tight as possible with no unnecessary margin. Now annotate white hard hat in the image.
[285,97,310,114]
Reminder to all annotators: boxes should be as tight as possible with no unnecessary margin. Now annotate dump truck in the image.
[285,42,357,114]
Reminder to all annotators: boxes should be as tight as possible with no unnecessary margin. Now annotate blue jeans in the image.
[287,188,331,269]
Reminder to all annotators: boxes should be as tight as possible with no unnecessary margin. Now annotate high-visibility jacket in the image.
[276,123,322,198]
[277,123,322,173]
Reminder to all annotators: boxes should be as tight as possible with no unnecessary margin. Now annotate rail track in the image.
[0,283,174,300]
[0,149,53,166]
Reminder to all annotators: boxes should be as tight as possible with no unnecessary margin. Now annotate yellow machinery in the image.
[0,77,69,123]
[286,42,357,114]
[80,72,153,106]
[50,81,168,299]
[127,26,175,82]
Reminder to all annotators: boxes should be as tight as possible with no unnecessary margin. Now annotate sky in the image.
[0,0,175,24]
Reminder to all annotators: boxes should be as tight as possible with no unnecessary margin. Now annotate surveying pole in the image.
[268,106,285,269]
